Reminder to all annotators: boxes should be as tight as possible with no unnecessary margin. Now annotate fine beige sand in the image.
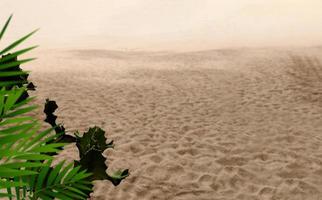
[26,47,322,200]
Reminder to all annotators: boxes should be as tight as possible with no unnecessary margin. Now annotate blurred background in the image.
[0,0,322,51]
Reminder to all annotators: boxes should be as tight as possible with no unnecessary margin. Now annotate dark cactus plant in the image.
[74,126,129,185]
[44,99,76,143]
[44,98,129,186]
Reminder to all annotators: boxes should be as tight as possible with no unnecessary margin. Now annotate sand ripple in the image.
[27,47,322,200]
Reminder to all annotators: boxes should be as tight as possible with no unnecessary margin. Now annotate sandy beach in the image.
[23,47,322,200]
[1,1,322,199]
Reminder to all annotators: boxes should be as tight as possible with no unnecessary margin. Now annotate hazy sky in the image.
[1,0,322,51]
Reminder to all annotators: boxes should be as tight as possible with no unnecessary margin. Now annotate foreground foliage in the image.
[0,15,128,199]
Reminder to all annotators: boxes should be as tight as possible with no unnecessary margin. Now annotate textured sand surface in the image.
[26,47,322,200]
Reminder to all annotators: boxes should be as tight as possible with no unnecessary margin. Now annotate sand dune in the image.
[26,47,322,200]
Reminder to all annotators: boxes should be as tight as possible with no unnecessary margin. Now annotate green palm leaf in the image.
[31,161,92,200]
[0,15,12,41]
[0,116,33,126]
[0,58,36,70]
[0,87,64,199]
[0,29,38,55]
[0,46,37,64]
